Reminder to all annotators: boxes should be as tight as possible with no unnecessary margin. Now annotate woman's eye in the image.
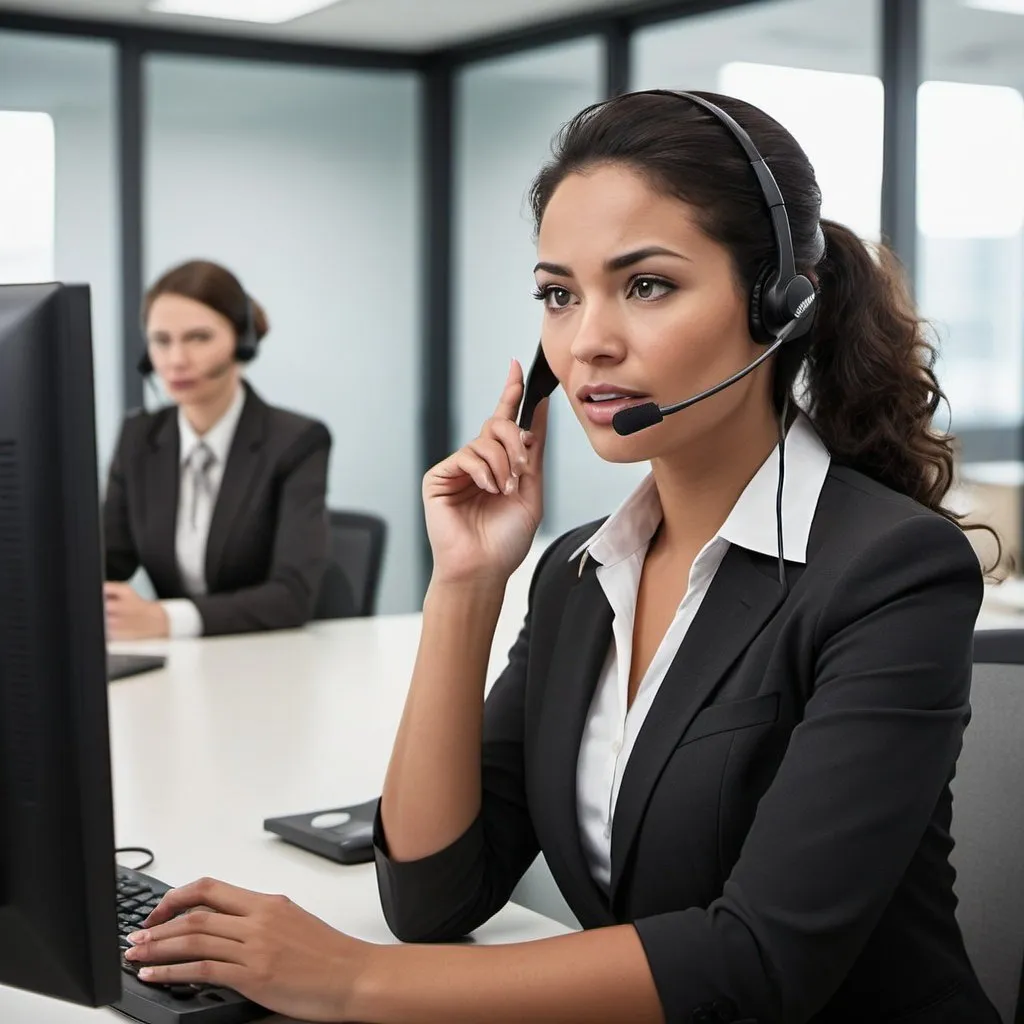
[629,277,673,301]
[539,286,575,310]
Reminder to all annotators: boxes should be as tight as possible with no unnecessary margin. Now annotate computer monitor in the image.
[0,282,121,1007]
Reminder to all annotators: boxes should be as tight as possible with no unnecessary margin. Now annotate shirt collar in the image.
[178,384,246,467]
[569,412,831,568]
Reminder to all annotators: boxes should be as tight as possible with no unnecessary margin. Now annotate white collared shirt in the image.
[160,385,247,638]
[574,412,831,890]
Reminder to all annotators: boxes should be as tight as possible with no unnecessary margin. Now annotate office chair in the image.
[950,629,1024,1023]
[313,510,387,620]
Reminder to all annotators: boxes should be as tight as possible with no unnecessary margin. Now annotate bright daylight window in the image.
[0,111,56,284]
[918,81,1024,239]
[718,62,884,241]
[916,81,1024,426]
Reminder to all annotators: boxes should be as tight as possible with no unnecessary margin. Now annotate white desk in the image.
[1,614,568,1024]
[6,543,1021,1023]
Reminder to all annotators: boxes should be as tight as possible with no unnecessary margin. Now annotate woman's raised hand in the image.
[423,359,549,586]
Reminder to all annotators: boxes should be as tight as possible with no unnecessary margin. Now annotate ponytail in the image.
[249,298,271,342]
[799,219,998,563]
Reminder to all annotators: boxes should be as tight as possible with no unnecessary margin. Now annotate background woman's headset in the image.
[137,291,260,377]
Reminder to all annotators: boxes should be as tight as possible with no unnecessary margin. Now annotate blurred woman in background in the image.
[103,259,331,640]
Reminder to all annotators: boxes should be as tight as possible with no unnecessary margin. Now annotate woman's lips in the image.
[580,394,651,426]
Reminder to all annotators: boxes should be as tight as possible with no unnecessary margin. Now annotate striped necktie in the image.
[188,441,216,531]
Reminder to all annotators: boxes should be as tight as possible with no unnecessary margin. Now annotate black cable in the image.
[115,846,155,871]
[776,394,790,596]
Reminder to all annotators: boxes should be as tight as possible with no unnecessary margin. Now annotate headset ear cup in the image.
[236,340,257,363]
[137,352,153,376]
[748,263,776,345]
[235,296,259,362]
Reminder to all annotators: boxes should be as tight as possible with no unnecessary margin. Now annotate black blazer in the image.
[374,464,1000,1024]
[103,383,331,637]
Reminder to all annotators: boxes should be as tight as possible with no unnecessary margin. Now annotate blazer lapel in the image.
[204,389,267,591]
[142,412,181,593]
[530,565,616,928]
[608,544,785,904]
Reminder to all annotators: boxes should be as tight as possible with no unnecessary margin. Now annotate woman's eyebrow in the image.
[534,246,691,278]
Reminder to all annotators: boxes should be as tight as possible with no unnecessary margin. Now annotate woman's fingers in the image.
[466,436,518,496]
[433,450,499,495]
[518,397,550,472]
[135,959,246,989]
[492,359,525,421]
[427,359,546,500]
[483,417,531,478]
[128,908,247,946]
[142,878,256,928]
[126,932,245,968]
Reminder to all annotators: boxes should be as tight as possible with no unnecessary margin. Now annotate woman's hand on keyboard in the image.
[123,876,370,1022]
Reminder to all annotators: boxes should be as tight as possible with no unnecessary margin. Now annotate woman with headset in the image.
[125,94,998,1022]
[103,259,331,640]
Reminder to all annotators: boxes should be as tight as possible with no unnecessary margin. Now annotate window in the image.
[718,62,883,241]
[633,0,881,242]
[145,55,421,611]
[0,111,55,284]
[916,49,1024,434]
[0,31,120,472]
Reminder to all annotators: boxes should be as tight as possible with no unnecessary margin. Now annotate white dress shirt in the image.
[574,412,831,890]
[161,385,247,639]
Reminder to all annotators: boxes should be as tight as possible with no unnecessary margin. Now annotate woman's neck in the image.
[650,403,780,558]
[182,380,240,437]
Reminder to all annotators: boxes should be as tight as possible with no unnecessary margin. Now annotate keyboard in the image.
[114,866,270,1024]
[108,652,167,681]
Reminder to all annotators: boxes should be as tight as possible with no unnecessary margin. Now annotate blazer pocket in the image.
[677,693,780,748]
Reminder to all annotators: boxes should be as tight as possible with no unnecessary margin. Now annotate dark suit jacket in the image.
[103,383,331,637]
[374,464,1000,1024]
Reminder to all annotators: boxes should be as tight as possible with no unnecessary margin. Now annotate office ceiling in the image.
[1,0,1023,85]
[0,0,658,50]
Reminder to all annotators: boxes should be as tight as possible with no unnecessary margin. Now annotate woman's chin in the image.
[584,427,657,465]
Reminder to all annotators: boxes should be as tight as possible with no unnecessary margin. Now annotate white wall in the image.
[0,31,122,475]
[454,39,648,540]
[144,56,421,614]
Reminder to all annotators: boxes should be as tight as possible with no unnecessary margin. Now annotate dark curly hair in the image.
[530,89,991,555]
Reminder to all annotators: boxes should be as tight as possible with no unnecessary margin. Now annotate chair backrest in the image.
[951,630,1024,1023]
[313,510,387,620]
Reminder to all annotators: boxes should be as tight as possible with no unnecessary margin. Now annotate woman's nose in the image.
[569,304,627,365]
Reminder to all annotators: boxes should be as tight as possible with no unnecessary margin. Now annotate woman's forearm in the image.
[351,925,663,1024]
[379,578,506,862]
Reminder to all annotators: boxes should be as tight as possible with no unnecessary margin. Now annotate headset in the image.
[517,89,819,436]
[137,291,260,377]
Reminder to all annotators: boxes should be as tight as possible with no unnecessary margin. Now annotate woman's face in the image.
[145,293,240,408]
[535,163,772,464]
